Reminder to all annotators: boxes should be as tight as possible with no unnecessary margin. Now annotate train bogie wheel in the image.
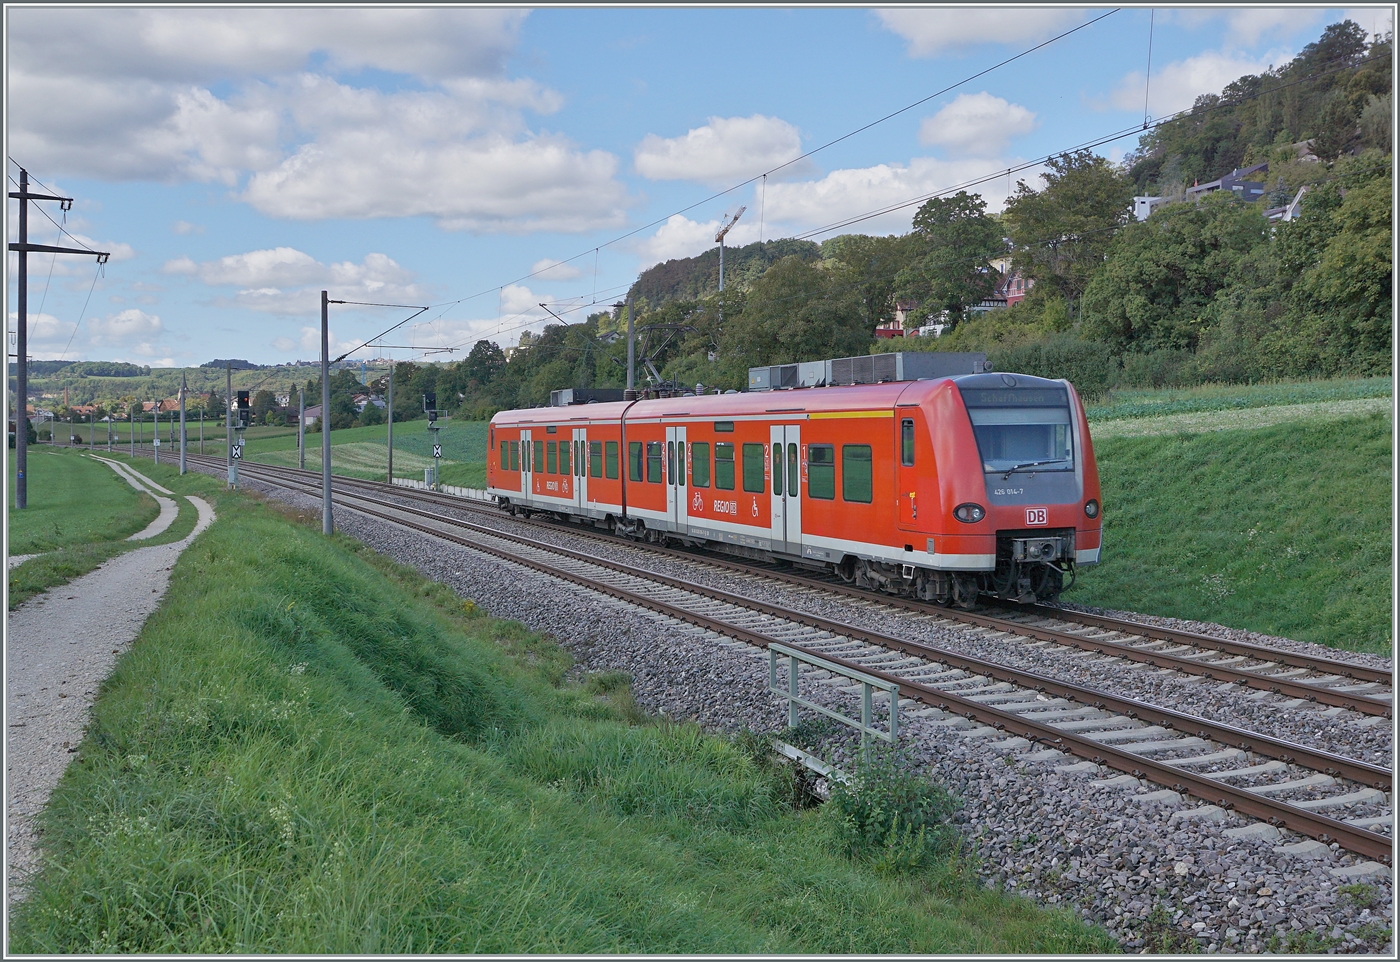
[952,573,979,609]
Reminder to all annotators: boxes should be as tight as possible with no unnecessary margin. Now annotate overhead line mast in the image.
[8,168,110,510]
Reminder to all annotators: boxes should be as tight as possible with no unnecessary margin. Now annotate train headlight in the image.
[1084,499,1100,519]
[954,502,986,523]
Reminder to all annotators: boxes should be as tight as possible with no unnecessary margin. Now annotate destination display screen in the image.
[960,388,1068,408]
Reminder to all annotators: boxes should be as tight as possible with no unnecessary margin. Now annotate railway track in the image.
[195,452,1393,718]
[185,453,1393,861]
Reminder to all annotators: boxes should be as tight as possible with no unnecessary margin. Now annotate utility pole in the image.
[297,383,305,470]
[321,291,333,534]
[715,207,745,327]
[199,407,204,455]
[130,406,135,457]
[625,297,636,396]
[386,364,394,483]
[225,363,233,486]
[152,401,158,464]
[8,169,109,509]
[89,411,93,451]
[179,372,187,474]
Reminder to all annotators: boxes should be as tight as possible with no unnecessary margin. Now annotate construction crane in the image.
[715,206,746,295]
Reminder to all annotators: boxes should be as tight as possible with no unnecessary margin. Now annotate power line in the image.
[416,9,1121,314]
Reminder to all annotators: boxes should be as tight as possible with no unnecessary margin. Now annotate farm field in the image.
[7,477,1112,955]
[240,419,488,487]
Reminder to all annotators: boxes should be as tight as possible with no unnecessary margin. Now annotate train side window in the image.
[842,444,873,503]
[546,441,558,474]
[500,440,508,468]
[560,440,570,476]
[605,441,619,479]
[901,418,915,466]
[646,441,663,483]
[677,442,685,484]
[667,440,675,484]
[510,441,519,471]
[808,444,834,499]
[787,443,798,496]
[533,440,544,473]
[590,441,603,478]
[741,443,765,493]
[772,442,784,497]
[715,443,735,490]
[691,442,710,487]
[629,441,643,481]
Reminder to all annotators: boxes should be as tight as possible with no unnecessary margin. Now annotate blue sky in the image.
[6,5,1391,367]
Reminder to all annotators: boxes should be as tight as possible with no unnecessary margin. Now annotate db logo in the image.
[1025,507,1048,526]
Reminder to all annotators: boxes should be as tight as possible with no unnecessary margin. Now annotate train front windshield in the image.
[960,386,1074,475]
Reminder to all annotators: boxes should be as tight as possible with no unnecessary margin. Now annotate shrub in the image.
[989,335,1116,400]
[827,749,959,874]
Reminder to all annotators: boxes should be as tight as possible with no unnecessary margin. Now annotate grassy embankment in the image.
[7,448,200,608]
[1071,378,1392,654]
[7,476,1113,954]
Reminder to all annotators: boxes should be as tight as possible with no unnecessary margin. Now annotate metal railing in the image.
[768,642,899,750]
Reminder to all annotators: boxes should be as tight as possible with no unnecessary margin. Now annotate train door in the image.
[897,413,918,530]
[665,425,687,532]
[520,428,533,500]
[572,428,588,511]
[769,424,802,554]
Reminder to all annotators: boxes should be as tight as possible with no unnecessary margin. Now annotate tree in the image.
[1003,150,1135,322]
[357,400,384,426]
[1080,192,1270,352]
[821,233,916,329]
[251,389,276,421]
[718,256,871,367]
[895,192,1004,332]
[465,339,507,386]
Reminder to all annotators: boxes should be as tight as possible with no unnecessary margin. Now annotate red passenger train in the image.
[487,371,1102,607]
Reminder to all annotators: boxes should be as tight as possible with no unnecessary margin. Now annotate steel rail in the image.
[222,464,1394,862]
[1007,601,1393,686]
[189,452,1393,716]
[217,459,1391,787]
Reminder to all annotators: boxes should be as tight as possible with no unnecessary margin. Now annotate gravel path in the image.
[208,469,1397,953]
[5,477,214,904]
[89,454,179,540]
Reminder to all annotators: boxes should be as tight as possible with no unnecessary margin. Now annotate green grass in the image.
[8,447,159,554]
[8,451,211,609]
[1068,411,1392,654]
[8,491,1114,955]
[1085,376,1392,422]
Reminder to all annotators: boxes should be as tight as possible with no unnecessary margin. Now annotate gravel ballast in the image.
[211,470,1397,954]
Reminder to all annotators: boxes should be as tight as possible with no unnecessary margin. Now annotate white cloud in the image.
[875,8,1089,56]
[90,309,163,344]
[1112,50,1284,117]
[634,115,805,185]
[1163,8,1331,48]
[193,73,629,231]
[919,92,1038,157]
[633,154,1029,265]
[8,10,631,233]
[8,8,528,84]
[762,156,1026,236]
[172,220,204,235]
[194,247,324,287]
[170,247,429,317]
[530,258,584,281]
